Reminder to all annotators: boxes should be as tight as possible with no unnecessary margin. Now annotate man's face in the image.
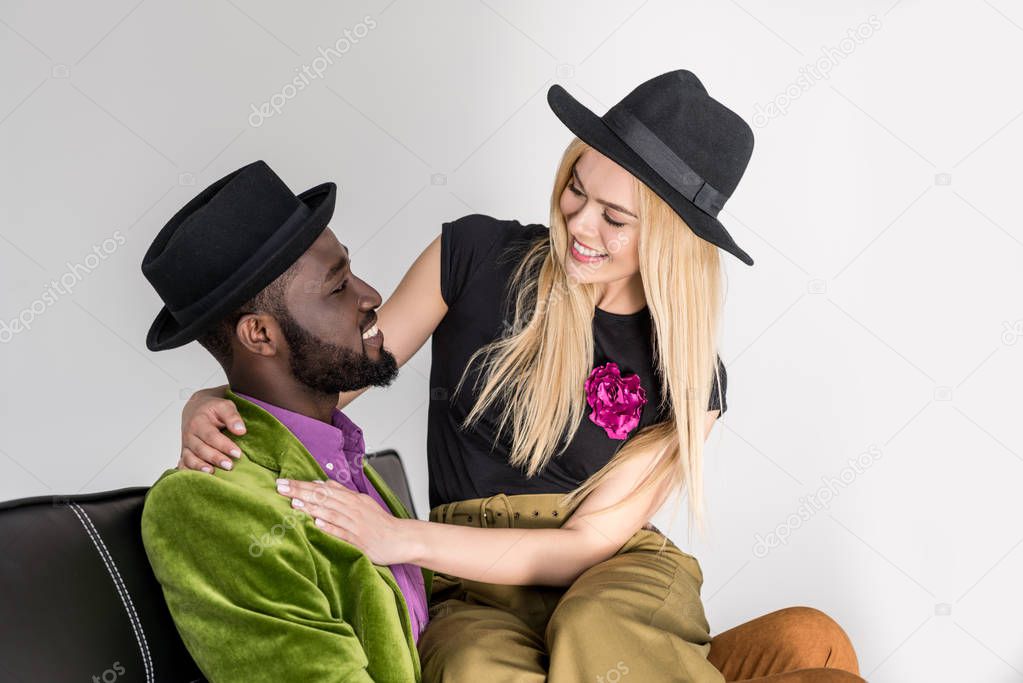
[277,228,397,395]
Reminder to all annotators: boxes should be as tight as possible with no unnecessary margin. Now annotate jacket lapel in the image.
[224,390,424,664]
[362,462,435,598]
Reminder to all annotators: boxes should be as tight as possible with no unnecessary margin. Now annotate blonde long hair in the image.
[455,138,725,538]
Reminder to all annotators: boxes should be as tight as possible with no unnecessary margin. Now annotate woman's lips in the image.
[570,238,608,264]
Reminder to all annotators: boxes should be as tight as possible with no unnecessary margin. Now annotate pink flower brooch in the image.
[584,362,648,440]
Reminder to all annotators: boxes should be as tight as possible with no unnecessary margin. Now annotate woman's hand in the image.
[178,385,246,473]
[275,478,417,566]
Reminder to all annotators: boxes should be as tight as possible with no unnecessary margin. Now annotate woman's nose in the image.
[571,201,605,233]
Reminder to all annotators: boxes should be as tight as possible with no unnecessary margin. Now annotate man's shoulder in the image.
[141,465,322,581]
[146,466,237,508]
[142,465,290,542]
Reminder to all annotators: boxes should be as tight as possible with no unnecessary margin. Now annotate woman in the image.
[175,71,862,682]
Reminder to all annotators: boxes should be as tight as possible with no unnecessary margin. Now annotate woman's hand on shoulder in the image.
[178,385,245,473]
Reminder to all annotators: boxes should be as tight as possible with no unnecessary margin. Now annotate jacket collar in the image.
[223,388,433,594]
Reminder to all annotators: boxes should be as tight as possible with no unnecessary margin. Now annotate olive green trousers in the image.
[419,493,863,683]
[419,492,720,682]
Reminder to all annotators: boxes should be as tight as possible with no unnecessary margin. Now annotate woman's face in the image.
[559,148,641,285]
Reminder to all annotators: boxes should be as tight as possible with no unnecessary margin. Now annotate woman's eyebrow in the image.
[572,166,638,219]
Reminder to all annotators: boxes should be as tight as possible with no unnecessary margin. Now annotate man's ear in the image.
[235,313,281,357]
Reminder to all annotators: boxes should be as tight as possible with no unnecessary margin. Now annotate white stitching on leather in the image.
[68,503,154,683]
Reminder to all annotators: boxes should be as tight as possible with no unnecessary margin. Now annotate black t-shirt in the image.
[426,214,727,508]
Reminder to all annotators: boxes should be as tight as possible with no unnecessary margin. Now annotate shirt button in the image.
[325,463,335,471]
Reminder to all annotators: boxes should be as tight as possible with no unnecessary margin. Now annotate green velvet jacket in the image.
[141,389,433,682]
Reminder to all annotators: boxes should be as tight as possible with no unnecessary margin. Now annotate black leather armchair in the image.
[0,450,418,683]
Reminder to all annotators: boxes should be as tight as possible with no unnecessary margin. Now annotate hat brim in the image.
[547,85,753,267]
[145,182,338,351]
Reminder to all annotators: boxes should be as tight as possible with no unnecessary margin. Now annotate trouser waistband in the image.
[429,492,663,535]
[429,493,576,529]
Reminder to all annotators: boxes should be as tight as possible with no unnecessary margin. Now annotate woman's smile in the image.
[570,237,608,263]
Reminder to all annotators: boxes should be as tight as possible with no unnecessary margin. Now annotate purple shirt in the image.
[235,392,429,643]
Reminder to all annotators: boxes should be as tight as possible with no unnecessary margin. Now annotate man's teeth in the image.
[574,239,607,257]
[361,324,379,340]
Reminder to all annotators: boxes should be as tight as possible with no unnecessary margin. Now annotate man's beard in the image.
[277,309,398,395]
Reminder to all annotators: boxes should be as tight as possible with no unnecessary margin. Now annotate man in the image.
[140,160,430,682]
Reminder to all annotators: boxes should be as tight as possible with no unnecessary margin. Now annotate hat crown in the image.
[606,69,754,200]
[142,161,303,311]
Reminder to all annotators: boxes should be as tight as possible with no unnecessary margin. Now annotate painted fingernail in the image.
[201,466,213,474]
[220,460,232,470]
[233,422,245,432]
[315,518,325,527]
[277,482,290,493]
[291,498,304,508]
[230,448,241,457]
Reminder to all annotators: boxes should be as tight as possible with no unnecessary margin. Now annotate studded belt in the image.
[429,492,662,535]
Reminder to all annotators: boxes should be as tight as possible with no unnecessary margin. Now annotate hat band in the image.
[167,202,313,327]
[604,107,727,218]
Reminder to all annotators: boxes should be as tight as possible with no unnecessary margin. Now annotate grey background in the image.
[2,1,1022,680]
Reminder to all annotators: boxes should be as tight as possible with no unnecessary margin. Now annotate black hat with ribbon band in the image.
[547,69,755,266]
[142,160,337,351]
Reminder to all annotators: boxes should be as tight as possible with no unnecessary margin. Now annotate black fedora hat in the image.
[142,160,336,351]
[547,69,755,266]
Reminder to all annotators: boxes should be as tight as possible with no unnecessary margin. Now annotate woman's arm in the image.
[407,434,677,586]
[178,234,448,470]
[336,234,447,409]
[279,409,720,587]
